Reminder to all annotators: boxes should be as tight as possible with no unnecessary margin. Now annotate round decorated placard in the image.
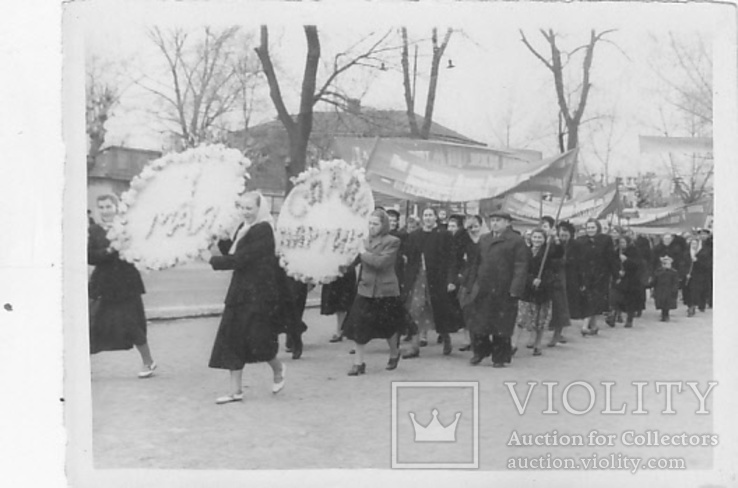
[275,159,374,284]
[107,144,251,270]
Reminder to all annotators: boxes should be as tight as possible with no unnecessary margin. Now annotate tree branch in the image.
[254,25,296,136]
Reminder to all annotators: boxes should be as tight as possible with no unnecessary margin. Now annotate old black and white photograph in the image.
[2,0,736,487]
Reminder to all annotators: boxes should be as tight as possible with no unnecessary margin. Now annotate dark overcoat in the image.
[88,223,145,301]
[465,228,529,337]
[576,233,619,317]
[653,267,680,310]
[403,228,458,333]
[562,239,587,320]
[612,245,643,314]
[684,244,713,308]
[523,243,564,305]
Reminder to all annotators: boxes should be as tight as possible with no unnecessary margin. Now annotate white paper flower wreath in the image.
[107,144,251,271]
[275,159,374,285]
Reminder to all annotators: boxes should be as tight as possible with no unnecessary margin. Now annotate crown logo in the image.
[409,409,461,442]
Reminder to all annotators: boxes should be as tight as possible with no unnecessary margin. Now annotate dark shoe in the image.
[624,320,633,328]
[526,343,534,349]
[606,315,616,327]
[589,327,599,336]
[402,349,420,359]
[664,316,670,322]
[442,335,452,355]
[469,355,484,365]
[687,306,696,317]
[386,355,401,370]
[698,307,706,312]
[349,349,355,354]
[459,344,471,352]
[285,335,293,353]
[403,334,413,342]
[492,362,505,368]
[558,336,567,344]
[347,363,366,376]
[329,334,343,343]
[616,312,624,323]
[437,334,443,344]
[291,335,303,360]
[580,328,589,337]
[419,338,428,347]
[533,348,542,356]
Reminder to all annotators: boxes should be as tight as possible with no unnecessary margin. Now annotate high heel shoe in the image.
[272,363,287,394]
[348,363,366,376]
[329,334,343,343]
[533,348,542,356]
[386,354,401,370]
[459,344,471,352]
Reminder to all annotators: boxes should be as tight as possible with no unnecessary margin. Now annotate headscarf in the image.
[229,191,273,254]
[370,208,391,237]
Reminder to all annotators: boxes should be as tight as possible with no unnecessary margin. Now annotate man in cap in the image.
[465,211,529,367]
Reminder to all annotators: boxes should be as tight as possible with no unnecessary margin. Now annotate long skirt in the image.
[208,303,279,370]
[342,295,406,345]
[320,267,357,315]
[89,296,147,354]
[406,267,435,333]
[517,300,553,331]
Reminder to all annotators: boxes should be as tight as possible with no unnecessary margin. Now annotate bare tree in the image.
[86,56,124,171]
[520,29,618,152]
[141,26,260,148]
[400,27,453,139]
[255,26,395,194]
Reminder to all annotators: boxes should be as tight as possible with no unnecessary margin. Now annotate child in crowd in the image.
[653,255,680,322]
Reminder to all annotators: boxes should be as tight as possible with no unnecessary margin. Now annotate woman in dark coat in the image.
[540,216,570,347]
[402,207,457,357]
[342,209,405,375]
[88,194,156,378]
[557,221,585,322]
[464,212,529,367]
[208,192,287,404]
[517,228,564,356]
[575,218,619,336]
[606,237,642,328]
[446,214,470,347]
[632,231,653,316]
[684,237,712,316]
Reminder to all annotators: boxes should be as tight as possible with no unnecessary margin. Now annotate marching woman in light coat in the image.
[208,192,287,404]
[342,209,405,375]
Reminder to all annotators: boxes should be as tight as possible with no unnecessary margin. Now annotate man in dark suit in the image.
[466,212,529,367]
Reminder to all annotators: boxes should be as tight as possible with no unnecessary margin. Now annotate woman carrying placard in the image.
[88,194,157,378]
[342,209,404,375]
[207,192,287,404]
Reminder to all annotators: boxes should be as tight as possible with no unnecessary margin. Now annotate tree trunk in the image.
[400,28,420,137]
[420,28,452,139]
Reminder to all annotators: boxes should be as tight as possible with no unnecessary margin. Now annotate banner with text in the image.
[331,137,577,203]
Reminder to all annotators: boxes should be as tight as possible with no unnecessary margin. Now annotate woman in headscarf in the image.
[401,207,457,358]
[88,194,157,378]
[208,192,287,404]
[575,218,619,336]
[342,209,405,375]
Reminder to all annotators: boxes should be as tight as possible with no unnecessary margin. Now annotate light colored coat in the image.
[357,234,401,298]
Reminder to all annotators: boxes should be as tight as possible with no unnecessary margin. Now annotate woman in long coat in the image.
[575,218,619,335]
[402,207,457,357]
[208,192,287,404]
[606,237,642,328]
[557,221,585,322]
[684,237,712,316]
[88,194,156,378]
[540,216,570,347]
[464,212,529,367]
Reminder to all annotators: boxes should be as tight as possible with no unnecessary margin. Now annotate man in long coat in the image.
[466,212,529,367]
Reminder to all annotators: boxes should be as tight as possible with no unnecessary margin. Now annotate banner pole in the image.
[537,148,579,280]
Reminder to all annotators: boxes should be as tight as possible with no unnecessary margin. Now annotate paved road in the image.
[90,305,714,471]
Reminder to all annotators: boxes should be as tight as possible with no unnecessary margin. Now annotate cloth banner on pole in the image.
[501,182,620,225]
[331,137,576,203]
[639,136,713,154]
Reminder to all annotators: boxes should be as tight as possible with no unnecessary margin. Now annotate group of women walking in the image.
[88,193,713,403]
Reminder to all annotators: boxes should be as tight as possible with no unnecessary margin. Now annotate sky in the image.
[74,0,723,179]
